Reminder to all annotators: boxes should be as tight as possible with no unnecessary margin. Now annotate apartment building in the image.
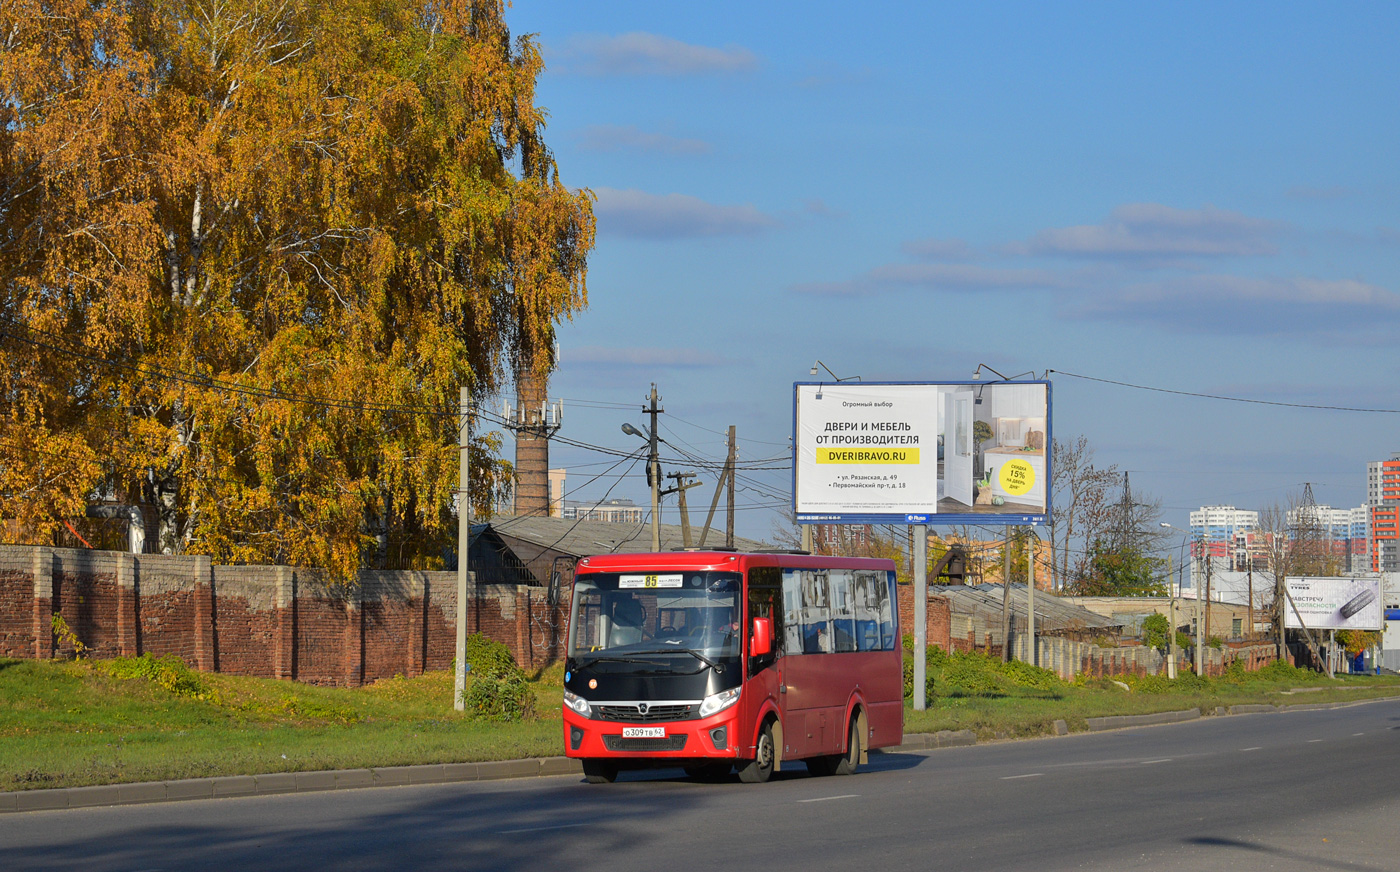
[1369,453,1400,572]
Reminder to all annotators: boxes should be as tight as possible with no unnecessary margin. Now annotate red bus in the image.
[562,550,903,783]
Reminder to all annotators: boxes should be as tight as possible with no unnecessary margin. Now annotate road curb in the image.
[0,756,587,814]
[886,729,977,751]
[1086,708,1201,731]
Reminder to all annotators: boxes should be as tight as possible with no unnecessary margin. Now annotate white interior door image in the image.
[943,387,974,508]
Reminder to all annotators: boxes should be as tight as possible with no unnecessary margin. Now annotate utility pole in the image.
[699,426,735,548]
[1167,552,1178,679]
[1205,551,1213,646]
[726,426,736,549]
[1195,545,1204,675]
[667,471,702,547]
[1247,564,1254,641]
[645,385,662,552]
[454,387,470,712]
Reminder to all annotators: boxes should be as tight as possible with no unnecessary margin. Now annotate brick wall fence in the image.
[893,582,1283,680]
[0,545,567,686]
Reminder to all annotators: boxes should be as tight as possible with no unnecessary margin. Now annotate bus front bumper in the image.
[562,707,742,761]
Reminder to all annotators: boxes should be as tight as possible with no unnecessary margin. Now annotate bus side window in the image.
[782,569,803,655]
[747,566,782,675]
[853,571,881,652]
[830,570,856,653]
[880,571,897,650]
[801,571,831,654]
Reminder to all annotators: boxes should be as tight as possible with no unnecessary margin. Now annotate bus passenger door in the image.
[745,571,784,757]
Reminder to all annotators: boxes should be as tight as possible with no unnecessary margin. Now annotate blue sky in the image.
[498,1,1400,539]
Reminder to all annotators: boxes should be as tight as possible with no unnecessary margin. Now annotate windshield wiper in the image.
[625,647,725,673]
[579,654,668,668]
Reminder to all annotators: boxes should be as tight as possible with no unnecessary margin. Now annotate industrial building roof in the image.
[940,584,1122,634]
[480,515,771,557]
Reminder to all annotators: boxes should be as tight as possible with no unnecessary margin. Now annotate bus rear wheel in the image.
[581,759,619,784]
[737,719,776,784]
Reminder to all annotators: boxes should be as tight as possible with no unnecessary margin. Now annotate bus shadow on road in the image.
[607,751,928,785]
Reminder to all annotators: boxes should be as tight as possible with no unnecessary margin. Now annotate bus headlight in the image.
[563,690,592,719]
[698,686,741,718]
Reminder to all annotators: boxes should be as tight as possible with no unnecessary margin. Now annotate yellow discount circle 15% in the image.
[998,458,1036,497]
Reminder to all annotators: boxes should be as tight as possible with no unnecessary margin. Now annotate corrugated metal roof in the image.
[481,514,771,557]
[936,584,1121,634]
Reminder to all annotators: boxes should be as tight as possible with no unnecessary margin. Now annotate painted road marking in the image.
[1001,773,1043,780]
[799,794,861,803]
[1140,759,1172,765]
[1241,747,1261,752]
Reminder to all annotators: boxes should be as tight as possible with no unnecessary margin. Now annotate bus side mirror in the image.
[751,617,772,657]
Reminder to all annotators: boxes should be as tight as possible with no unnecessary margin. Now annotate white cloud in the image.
[560,32,759,76]
[1014,203,1279,259]
[1070,274,1400,335]
[573,125,711,156]
[593,188,777,240]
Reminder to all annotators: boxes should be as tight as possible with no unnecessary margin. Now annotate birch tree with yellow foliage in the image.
[0,0,594,575]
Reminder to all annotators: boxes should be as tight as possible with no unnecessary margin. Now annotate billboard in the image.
[793,380,1051,526]
[1284,576,1383,631]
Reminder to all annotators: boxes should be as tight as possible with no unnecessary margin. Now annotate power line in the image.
[1050,369,1400,414]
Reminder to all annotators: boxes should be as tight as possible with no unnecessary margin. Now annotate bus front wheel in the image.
[738,719,776,784]
[582,759,619,784]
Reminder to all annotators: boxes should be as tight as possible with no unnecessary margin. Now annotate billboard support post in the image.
[913,523,927,711]
[1001,528,1012,663]
[1027,531,1036,667]
[1283,585,1329,677]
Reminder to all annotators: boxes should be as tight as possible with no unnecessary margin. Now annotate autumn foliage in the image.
[0,0,594,574]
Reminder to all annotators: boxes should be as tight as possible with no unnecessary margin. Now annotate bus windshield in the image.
[568,571,743,665]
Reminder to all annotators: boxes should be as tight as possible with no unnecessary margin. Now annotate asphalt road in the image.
[5,700,1400,871]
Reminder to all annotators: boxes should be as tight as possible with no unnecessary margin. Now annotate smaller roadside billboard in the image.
[1284,576,1383,631]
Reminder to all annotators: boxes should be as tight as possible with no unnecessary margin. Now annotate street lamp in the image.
[621,396,663,551]
[810,359,861,382]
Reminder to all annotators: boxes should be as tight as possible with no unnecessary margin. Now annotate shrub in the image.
[903,643,946,701]
[465,634,520,679]
[460,634,536,721]
[464,671,535,721]
[998,657,1063,691]
[95,654,215,701]
[1142,613,1170,650]
[905,646,1066,701]
[1254,658,1317,682]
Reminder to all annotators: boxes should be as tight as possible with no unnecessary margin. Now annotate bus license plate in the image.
[622,727,665,738]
